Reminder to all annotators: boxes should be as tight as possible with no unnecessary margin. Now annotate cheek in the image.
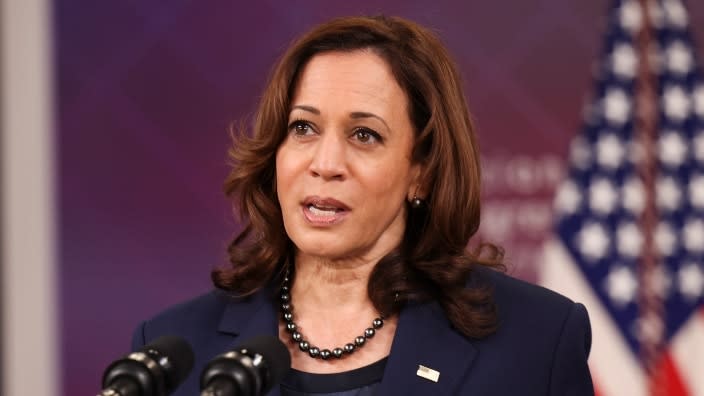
[275,149,299,205]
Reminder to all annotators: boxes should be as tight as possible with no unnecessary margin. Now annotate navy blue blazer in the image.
[132,268,594,395]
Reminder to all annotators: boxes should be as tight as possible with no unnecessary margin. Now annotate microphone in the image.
[99,335,194,396]
[200,335,291,396]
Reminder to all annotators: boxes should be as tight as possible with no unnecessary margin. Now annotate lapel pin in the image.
[416,365,440,383]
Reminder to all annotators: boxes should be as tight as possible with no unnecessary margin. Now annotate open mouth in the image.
[302,197,349,224]
[308,204,342,216]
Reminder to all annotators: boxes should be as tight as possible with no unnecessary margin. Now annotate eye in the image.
[353,128,382,144]
[288,119,314,136]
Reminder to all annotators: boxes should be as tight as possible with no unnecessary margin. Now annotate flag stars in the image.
[694,131,704,163]
[603,88,632,125]
[665,41,694,76]
[678,262,704,302]
[635,313,665,345]
[577,222,611,261]
[650,266,673,299]
[656,176,682,212]
[590,177,619,215]
[683,218,704,254]
[616,222,643,258]
[596,133,626,169]
[611,43,638,80]
[570,135,592,169]
[689,174,704,209]
[663,0,689,29]
[619,0,642,34]
[555,181,582,215]
[656,221,678,257]
[658,131,688,168]
[604,265,638,307]
[694,85,704,118]
[622,176,645,215]
[647,1,665,28]
[663,84,691,122]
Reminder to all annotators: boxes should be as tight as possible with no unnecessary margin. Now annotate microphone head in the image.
[102,335,194,395]
[140,335,195,391]
[200,335,291,396]
[237,335,291,391]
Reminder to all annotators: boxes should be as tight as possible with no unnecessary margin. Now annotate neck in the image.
[291,253,376,313]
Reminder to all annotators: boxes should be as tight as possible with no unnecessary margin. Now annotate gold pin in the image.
[416,365,440,383]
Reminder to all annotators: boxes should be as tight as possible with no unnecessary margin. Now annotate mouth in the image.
[301,196,350,224]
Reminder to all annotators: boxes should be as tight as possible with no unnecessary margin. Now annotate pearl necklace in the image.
[279,272,384,360]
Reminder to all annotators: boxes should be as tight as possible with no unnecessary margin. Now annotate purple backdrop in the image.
[56,1,704,394]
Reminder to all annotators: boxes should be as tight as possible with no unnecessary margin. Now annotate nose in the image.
[308,132,346,180]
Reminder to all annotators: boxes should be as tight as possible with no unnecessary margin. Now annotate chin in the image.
[290,234,357,261]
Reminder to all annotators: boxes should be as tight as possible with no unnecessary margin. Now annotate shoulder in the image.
[486,266,590,345]
[479,266,581,321]
[470,265,592,360]
[466,266,593,393]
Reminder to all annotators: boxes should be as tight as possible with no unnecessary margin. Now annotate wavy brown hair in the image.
[213,15,504,339]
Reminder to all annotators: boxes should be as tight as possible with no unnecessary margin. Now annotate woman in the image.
[133,15,594,395]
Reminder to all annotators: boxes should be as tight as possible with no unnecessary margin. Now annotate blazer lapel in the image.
[216,289,283,396]
[376,301,478,395]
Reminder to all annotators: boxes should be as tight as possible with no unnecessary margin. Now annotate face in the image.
[275,50,421,263]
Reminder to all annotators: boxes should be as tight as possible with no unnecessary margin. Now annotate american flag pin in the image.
[416,365,440,383]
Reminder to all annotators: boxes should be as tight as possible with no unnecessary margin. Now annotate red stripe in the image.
[650,351,689,396]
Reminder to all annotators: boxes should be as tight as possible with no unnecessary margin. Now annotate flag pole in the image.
[634,1,664,394]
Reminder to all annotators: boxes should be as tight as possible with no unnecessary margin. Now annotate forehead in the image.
[291,50,408,112]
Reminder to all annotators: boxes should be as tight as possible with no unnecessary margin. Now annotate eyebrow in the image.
[291,105,320,115]
[290,105,390,131]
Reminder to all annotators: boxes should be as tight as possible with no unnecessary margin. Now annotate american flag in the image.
[541,0,704,395]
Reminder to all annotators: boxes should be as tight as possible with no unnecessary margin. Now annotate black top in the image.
[280,357,387,396]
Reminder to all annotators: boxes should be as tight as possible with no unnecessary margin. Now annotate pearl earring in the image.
[410,194,423,208]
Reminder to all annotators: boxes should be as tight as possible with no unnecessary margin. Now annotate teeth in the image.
[309,205,337,216]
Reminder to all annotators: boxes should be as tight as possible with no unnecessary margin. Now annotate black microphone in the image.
[99,335,194,396]
[200,335,291,396]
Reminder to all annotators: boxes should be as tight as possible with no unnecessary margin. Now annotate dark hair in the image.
[213,15,503,339]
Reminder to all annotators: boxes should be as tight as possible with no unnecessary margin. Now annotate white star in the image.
[683,218,704,254]
[577,222,611,261]
[678,262,704,302]
[694,85,704,118]
[612,43,638,80]
[604,265,638,307]
[596,133,625,170]
[617,222,643,258]
[635,312,665,344]
[659,130,688,168]
[555,181,582,215]
[622,176,645,215]
[656,176,682,212]
[695,131,704,163]
[656,221,678,257]
[663,0,688,29]
[689,174,704,209]
[590,177,619,215]
[570,135,592,169]
[619,0,642,34]
[665,41,694,76]
[604,88,632,125]
[663,84,691,122]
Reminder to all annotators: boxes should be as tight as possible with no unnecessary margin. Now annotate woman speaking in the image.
[132,15,594,395]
